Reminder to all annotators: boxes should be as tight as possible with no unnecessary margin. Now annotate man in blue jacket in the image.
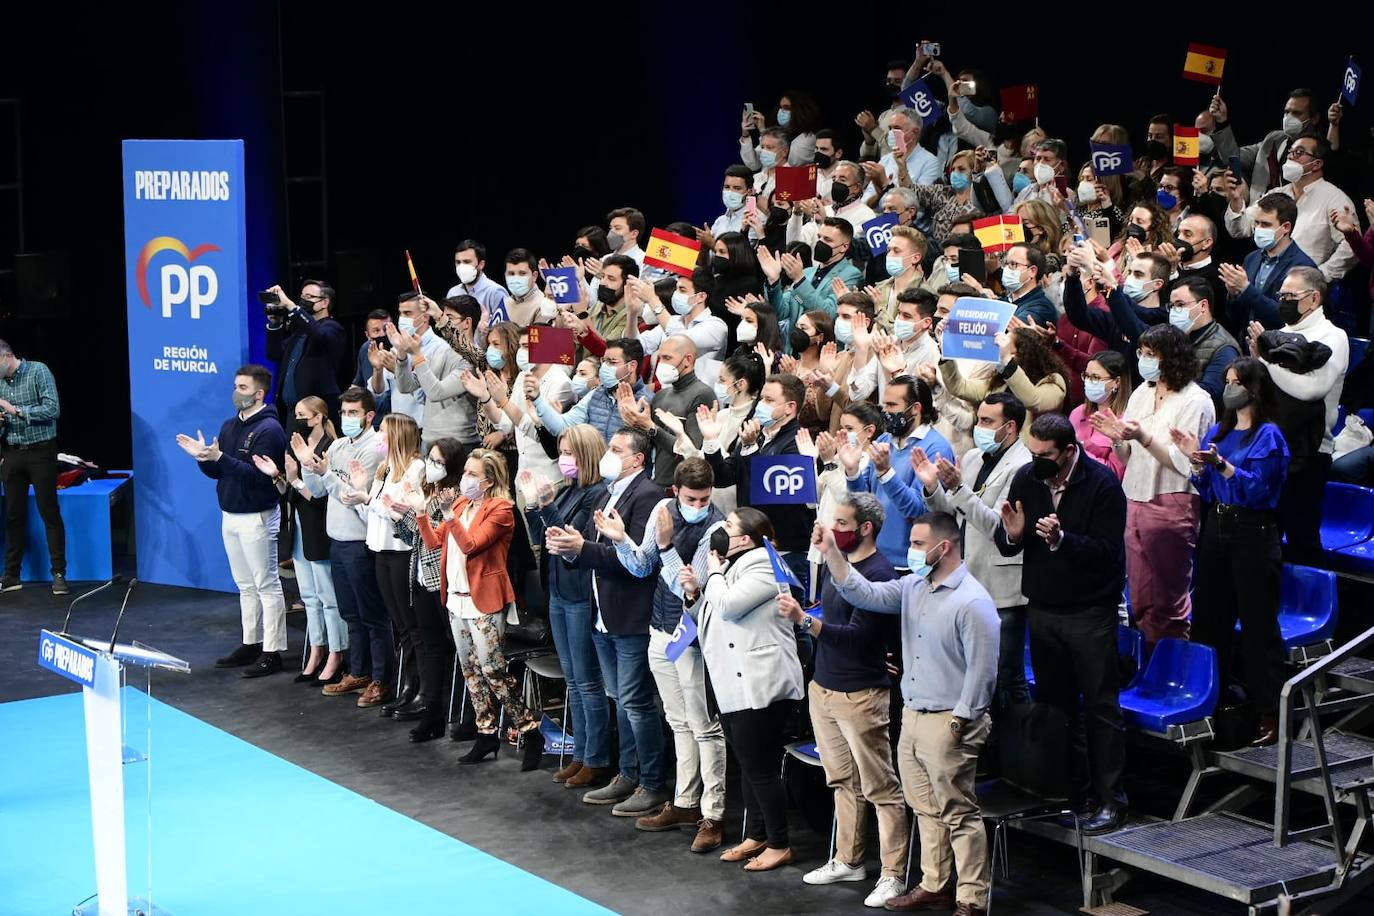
[266,279,348,423]
[1219,192,1317,331]
[176,364,288,678]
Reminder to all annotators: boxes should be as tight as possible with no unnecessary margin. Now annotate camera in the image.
[258,290,289,316]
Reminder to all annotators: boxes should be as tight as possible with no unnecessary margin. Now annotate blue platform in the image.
[0,690,613,916]
[0,472,131,583]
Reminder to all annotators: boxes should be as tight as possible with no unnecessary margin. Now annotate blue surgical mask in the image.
[485,346,505,369]
[1169,306,1195,333]
[570,375,589,398]
[835,318,854,345]
[671,290,694,315]
[885,254,905,277]
[949,171,971,191]
[973,423,1006,454]
[722,189,745,211]
[714,381,734,405]
[1083,378,1110,404]
[1253,227,1278,251]
[846,430,860,448]
[398,317,416,335]
[753,401,776,427]
[1138,355,1161,382]
[758,148,778,169]
[893,318,917,341]
[341,416,363,438]
[599,362,621,388]
[907,548,933,577]
[1123,276,1150,301]
[945,264,961,284]
[680,501,709,524]
[1012,172,1032,194]
[776,108,791,128]
[1001,266,1023,291]
[507,274,532,297]
[516,348,532,372]
[1156,189,1179,211]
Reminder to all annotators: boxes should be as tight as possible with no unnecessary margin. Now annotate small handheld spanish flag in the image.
[1183,43,1226,86]
[1173,127,1201,166]
[405,250,422,293]
[972,215,1024,254]
[643,228,701,278]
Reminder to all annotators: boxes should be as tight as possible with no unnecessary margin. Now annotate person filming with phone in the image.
[265,279,348,423]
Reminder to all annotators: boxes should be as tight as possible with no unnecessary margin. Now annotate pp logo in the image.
[1092,149,1123,173]
[40,637,55,664]
[763,464,807,497]
[546,274,570,299]
[135,236,221,319]
[1345,67,1359,96]
[910,89,934,120]
[864,222,894,250]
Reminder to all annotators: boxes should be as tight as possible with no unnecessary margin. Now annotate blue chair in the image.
[1320,483,1374,552]
[1277,565,1338,648]
[1119,639,1219,733]
[1118,625,1145,689]
[1024,636,1036,697]
[1350,336,1370,372]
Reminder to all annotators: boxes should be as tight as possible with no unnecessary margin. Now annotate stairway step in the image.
[1215,732,1374,791]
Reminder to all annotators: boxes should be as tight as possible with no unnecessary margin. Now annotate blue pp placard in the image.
[1089,142,1134,177]
[38,629,98,689]
[941,296,1015,362]
[900,78,943,127]
[542,267,580,305]
[123,141,250,592]
[1342,58,1361,106]
[861,213,899,256]
[751,455,817,505]
[664,612,698,662]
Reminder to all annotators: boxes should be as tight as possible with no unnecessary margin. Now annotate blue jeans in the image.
[593,631,664,791]
[997,605,1031,709]
[330,539,392,685]
[294,526,346,652]
[548,597,610,767]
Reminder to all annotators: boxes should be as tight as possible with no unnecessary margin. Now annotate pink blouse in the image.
[1070,403,1126,480]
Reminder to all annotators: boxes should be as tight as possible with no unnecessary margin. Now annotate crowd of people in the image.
[171,41,1374,916]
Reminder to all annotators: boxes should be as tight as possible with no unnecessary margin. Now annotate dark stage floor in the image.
[4,579,1369,915]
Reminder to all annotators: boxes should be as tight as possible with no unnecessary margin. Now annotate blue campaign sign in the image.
[664,612,699,663]
[1089,142,1133,177]
[941,296,1016,362]
[123,141,250,592]
[751,455,817,505]
[900,78,943,128]
[542,267,580,305]
[38,629,98,689]
[1342,58,1361,106]
[861,213,899,256]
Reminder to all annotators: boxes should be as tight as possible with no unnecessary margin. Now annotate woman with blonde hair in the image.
[418,447,546,770]
[522,424,611,786]
[352,412,425,711]
[1014,199,1064,259]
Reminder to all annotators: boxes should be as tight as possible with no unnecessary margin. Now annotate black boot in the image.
[380,676,419,718]
[409,707,446,743]
[458,733,501,764]
[216,642,262,668]
[520,728,546,772]
[392,695,430,721]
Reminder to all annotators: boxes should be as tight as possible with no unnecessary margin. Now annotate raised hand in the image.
[290,431,313,464]
[593,507,627,543]
[283,453,300,483]
[696,403,723,442]
[781,252,806,283]
[756,246,783,285]
[738,418,762,447]
[1088,406,1127,441]
[367,340,389,370]
[252,454,279,477]
[816,430,838,462]
[754,342,775,369]
[838,438,863,476]
[795,427,818,458]
[868,441,892,475]
[1331,207,1359,234]
[523,373,541,403]
[935,455,962,490]
[777,592,804,623]
[999,499,1026,542]
[348,458,371,491]
[818,340,839,375]
[484,368,510,405]
[460,369,490,400]
[654,407,686,439]
[399,480,427,513]
[779,353,799,375]
[1218,262,1250,296]
[723,295,752,317]
[911,447,939,491]
[1034,513,1062,546]
[655,502,675,549]
[914,362,937,387]
[1169,426,1200,457]
[678,563,700,598]
[854,109,878,136]
[811,520,839,557]
[830,276,851,299]
[706,547,727,576]
[175,430,211,460]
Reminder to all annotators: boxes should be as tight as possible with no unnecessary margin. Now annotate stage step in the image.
[1091,812,1342,905]
[1214,731,1374,795]
[1328,657,1374,692]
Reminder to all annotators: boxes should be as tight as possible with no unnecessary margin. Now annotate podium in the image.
[38,629,189,916]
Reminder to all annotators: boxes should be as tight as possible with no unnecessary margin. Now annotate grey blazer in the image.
[685,547,804,715]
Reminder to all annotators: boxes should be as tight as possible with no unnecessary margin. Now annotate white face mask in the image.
[598,450,625,480]
[1198,132,1215,156]
[1077,180,1097,204]
[425,459,446,483]
[1281,158,1306,184]
[655,361,680,386]
[456,263,479,284]
[736,321,757,342]
[1033,162,1056,185]
[1282,113,1305,137]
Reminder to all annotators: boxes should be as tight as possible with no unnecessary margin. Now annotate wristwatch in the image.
[950,717,966,733]
[799,614,815,632]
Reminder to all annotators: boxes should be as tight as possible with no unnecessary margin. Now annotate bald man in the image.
[619,334,717,486]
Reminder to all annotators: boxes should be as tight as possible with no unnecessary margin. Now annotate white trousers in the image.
[647,627,727,819]
[221,508,287,652]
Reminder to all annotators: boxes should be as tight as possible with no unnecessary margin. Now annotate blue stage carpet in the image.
[0,690,615,916]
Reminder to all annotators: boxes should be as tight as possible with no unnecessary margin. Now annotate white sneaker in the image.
[802,858,867,885]
[864,876,906,908]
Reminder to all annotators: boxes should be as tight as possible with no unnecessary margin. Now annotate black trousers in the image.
[1028,606,1128,810]
[2,439,64,577]
[1278,454,1330,564]
[721,701,796,849]
[374,550,418,686]
[1192,504,1285,715]
[412,586,452,708]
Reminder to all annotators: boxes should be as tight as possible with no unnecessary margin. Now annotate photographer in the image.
[264,280,348,423]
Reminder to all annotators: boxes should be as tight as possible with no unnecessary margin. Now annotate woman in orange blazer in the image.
[417,447,544,770]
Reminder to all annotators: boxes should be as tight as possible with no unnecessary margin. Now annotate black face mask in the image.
[882,409,913,439]
[711,256,731,277]
[884,81,902,99]
[1126,223,1148,242]
[930,315,943,334]
[596,285,620,305]
[788,327,814,354]
[1032,454,1061,480]
[572,245,594,261]
[814,152,834,170]
[814,241,835,264]
[1173,237,1196,262]
[293,418,313,437]
[1279,298,1304,326]
[1144,140,1170,161]
[709,527,733,558]
[830,181,852,207]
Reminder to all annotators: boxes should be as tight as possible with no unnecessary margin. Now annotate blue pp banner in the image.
[941,296,1015,362]
[751,455,817,505]
[123,141,250,592]
[542,267,580,305]
[763,538,802,588]
[664,612,698,662]
[1342,58,1361,106]
[38,629,98,689]
[900,79,943,127]
[861,213,899,256]
[1089,142,1134,177]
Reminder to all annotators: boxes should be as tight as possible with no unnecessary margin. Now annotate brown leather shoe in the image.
[719,839,767,862]
[953,903,986,916]
[884,886,954,911]
[553,761,584,784]
[635,803,702,832]
[691,818,723,853]
[323,675,370,697]
[565,765,612,788]
[1251,714,1279,747]
[357,681,391,708]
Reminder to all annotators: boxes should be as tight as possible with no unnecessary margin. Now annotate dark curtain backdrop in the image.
[0,4,1367,468]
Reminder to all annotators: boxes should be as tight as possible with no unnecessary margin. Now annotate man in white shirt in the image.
[813,128,845,200]
[1224,133,1356,281]
[376,292,451,430]
[1012,138,1070,208]
[637,267,728,362]
[446,239,510,346]
[706,165,755,243]
[748,128,790,201]
[878,109,941,188]
[501,248,556,327]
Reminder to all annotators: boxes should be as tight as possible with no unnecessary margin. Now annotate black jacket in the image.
[289,435,334,561]
[994,452,1126,614]
[527,480,607,604]
[570,471,665,635]
[267,308,348,410]
[706,418,816,552]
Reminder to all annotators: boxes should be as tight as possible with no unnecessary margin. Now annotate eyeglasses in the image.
[300,294,324,303]
[1278,290,1314,303]
[1081,373,1113,383]
[1288,148,1316,161]
[1169,299,1198,310]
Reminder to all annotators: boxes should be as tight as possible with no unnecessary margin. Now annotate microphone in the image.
[60,574,123,636]
[107,578,139,654]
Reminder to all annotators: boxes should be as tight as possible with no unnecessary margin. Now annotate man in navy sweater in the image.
[993,413,1128,836]
[177,364,288,678]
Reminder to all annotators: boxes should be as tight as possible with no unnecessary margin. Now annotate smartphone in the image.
[957,248,987,284]
[1088,216,1112,249]
[894,131,908,157]
[743,101,754,121]
[257,290,279,305]
[1053,175,1069,196]
[1228,155,1245,183]
[744,195,758,218]
[958,80,977,97]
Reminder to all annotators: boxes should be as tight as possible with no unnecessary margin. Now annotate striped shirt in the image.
[0,359,60,446]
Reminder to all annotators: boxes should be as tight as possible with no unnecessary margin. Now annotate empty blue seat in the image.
[1278,565,1338,648]
[1350,336,1369,372]
[1332,538,1374,579]
[1321,483,1374,552]
[1118,625,1145,688]
[1120,639,1219,733]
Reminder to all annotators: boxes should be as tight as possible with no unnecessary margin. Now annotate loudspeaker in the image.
[15,251,72,319]
[331,248,390,320]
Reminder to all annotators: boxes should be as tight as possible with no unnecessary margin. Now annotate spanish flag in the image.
[972,215,1024,254]
[1183,43,1226,86]
[643,228,700,278]
[1173,127,1200,166]
[405,249,421,292]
